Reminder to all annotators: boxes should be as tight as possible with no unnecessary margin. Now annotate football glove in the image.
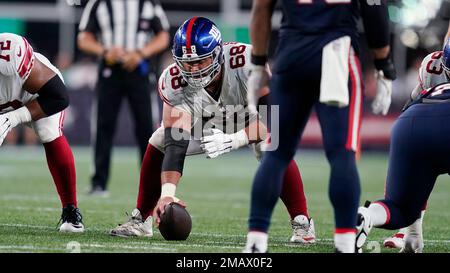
[0,114,13,146]
[200,128,248,159]
[0,107,32,146]
[372,70,392,115]
[247,64,269,114]
[372,56,396,115]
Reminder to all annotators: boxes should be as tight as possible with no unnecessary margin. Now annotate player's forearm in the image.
[360,0,390,49]
[161,171,181,186]
[250,0,276,56]
[77,32,105,57]
[371,46,390,60]
[139,31,170,58]
[161,127,190,182]
[25,100,47,120]
[245,119,268,144]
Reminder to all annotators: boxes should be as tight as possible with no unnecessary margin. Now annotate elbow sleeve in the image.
[36,75,69,116]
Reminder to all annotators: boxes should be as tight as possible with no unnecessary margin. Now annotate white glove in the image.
[0,107,32,146]
[200,128,249,159]
[247,64,269,114]
[372,70,393,115]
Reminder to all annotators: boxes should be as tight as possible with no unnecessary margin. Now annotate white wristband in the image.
[161,183,177,198]
[230,129,249,150]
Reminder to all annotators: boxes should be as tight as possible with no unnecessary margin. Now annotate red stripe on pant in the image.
[345,50,363,153]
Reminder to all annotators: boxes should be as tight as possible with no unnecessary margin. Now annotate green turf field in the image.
[0,146,449,253]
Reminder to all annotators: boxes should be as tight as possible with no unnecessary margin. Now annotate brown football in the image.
[158,202,192,240]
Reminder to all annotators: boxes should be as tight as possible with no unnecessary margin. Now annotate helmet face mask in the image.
[443,65,450,81]
[173,45,222,88]
[172,17,223,88]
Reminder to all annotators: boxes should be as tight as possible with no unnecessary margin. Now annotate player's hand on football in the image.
[154,196,186,226]
[200,128,233,159]
[247,64,269,114]
[372,70,392,116]
[0,113,13,146]
[121,50,143,72]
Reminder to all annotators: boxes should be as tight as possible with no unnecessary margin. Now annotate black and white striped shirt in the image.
[79,0,169,51]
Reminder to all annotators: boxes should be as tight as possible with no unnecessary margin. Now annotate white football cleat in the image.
[290,215,316,244]
[383,232,405,249]
[243,231,268,253]
[59,204,85,233]
[400,213,425,253]
[355,203,373,253]
[110,209,153,237]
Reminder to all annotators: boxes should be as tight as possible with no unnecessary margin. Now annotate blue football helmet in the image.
[172,17,223,88]
[442,38,450,79]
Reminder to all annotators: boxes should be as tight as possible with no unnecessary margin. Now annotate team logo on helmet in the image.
[209,25,221,42]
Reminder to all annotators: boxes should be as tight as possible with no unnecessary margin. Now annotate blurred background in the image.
[0,0,449,150]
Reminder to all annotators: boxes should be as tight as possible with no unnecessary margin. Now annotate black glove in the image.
[374,56,397,81]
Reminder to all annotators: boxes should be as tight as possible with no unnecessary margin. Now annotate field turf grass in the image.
[0,146,449,253]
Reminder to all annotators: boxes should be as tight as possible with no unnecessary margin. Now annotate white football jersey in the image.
[0,32,35,114]
[418,51,448,90]
[158,42,258,134]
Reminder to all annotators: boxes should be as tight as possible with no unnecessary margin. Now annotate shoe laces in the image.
[291,219,310,236]
[60,204,83,225]
[119,211,143,227]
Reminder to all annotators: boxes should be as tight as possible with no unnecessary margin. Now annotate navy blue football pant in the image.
[249,43,363,232]
[375,102,450,230]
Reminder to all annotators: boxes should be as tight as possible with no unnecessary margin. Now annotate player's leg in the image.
[280,160,309,220]
[383,203,427,249]
[356,113,440,253]
[32,111,84,232]
[125,73,153,162]
[90,74,123,195]
[254,94,314,243]
[282,160,316,244]
[316,102,361,253]
[245,71,318,252]
[252,142,315,244]
[110,126,164,237]
[111,127,201,237]
[137,129,201,219]
[315,47,363,252]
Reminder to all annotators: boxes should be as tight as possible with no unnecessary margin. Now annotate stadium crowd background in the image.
[0,0,449,149]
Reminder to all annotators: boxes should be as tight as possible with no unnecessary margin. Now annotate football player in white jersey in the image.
[383,41,450,252]
[110,17,316,244]
[0,33,84,232]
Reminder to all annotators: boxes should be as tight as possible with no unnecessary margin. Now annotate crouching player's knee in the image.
[149,126,165,153]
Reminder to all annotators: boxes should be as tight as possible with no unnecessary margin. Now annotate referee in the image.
[77,0,170,196]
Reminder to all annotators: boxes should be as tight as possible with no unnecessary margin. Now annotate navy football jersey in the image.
[279,0,359,35]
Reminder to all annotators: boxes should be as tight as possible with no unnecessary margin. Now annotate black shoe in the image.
[59,204,85,232]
